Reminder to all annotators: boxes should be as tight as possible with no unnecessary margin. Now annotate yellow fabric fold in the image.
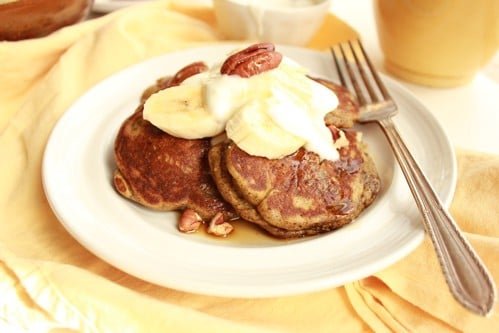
[350,151,499,332]
[1,1,498,332]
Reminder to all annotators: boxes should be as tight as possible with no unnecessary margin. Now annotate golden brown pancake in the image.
[113,107,236,220]
[310,77,360,129]
[208,129,380,238]
[207,79,379,238]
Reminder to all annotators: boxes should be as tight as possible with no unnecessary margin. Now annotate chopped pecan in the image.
[207,212,234,237]
[220,43,282,78]
[178,209,203,233]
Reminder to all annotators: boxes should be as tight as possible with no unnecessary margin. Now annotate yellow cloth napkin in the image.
[0,1,497,332]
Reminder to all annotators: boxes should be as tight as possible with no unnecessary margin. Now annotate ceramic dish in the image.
[43,44,456,297]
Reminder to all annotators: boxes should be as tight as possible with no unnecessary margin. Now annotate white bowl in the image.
[213,0,331,46]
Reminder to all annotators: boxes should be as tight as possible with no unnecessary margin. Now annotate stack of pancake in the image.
[113,66,380,239]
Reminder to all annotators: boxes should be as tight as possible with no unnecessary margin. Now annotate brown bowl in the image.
[0,0,94,41]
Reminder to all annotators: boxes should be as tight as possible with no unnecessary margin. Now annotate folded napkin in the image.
[0,1,497,332]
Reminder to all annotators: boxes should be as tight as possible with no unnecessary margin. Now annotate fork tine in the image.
[333,43,367,107]
[331,45,347,87]
[348,40,379,103]
[355,40,392,100]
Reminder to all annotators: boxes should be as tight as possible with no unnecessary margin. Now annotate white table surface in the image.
[331,0,499,155]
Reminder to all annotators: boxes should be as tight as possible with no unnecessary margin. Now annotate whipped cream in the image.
[147,55,341,161]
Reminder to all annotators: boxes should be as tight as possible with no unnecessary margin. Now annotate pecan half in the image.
[169,61,209,86]
[220,43,282,78]
[140,62,208,103]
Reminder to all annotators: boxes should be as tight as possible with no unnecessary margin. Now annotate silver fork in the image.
[331,40,496,316]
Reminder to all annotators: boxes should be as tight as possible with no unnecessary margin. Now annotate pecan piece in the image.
[220,43,283,78]
[207,212,234,237]
[169,61,209,86]
[178,209,203,233]
[140,62,208,103]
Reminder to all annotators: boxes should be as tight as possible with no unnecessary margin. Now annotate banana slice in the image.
[143,85,223,139]
[226,100,305,159]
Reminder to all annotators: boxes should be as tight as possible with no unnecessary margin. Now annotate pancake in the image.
[318,78,360,129]
[113,106,236,220]
[208,129,380,238]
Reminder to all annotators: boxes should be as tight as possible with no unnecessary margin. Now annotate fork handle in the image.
[378,118,496,316]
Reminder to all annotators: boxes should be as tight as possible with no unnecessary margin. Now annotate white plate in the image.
[43,44,456,298]
[92,0,152,13]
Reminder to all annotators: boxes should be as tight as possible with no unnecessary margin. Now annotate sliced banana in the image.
[226,100,305,159]
[143,85,223,139]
